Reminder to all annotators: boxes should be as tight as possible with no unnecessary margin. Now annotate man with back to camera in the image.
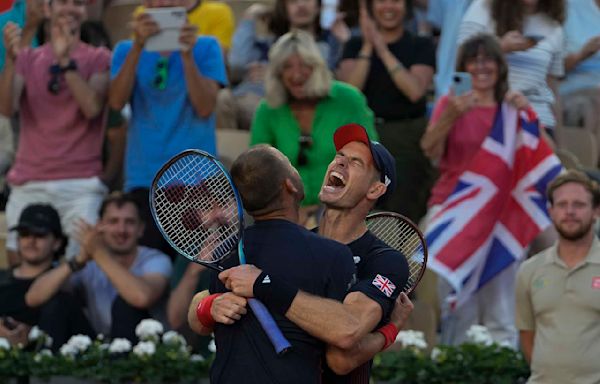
[206,123,414,383]
[516,170,600,384]
[188,144,357,384]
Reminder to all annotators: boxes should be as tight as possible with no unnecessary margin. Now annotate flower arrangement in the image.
[0,320,210,383]
[0,322,529,383]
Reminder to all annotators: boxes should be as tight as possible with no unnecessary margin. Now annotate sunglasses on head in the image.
[153,57,168,90]
[297,134,312,166]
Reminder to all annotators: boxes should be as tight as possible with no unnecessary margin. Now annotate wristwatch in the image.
[60,59,78,73]
[67,259,86,272]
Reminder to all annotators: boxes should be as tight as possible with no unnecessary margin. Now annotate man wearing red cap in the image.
[212,123,413,384]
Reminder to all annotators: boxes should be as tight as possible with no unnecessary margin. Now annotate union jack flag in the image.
[425,104,562,309]
[372,274,396,298]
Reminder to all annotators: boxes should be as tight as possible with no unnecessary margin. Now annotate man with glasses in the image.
[1,204,95,350]
[108,0,227,260]
[0,0,110,267]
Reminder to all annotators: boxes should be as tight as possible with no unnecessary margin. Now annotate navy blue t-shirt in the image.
[209,219,356,384]
[324,230,409,384]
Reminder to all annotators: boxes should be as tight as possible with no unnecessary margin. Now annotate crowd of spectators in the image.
[1,0,599,362]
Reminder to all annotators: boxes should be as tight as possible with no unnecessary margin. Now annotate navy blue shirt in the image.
[209,219,356,384]
[324,230,409,384]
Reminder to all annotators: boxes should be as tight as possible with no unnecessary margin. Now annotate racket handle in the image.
[248,298,292,355]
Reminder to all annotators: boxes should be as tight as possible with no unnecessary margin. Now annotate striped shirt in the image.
[457,0,565,129]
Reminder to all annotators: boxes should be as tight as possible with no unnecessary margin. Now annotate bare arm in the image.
[100,120,126,188]
[326,292,414,375]
[108,12,158,110]
[187,290,248,335]
[188,290,212,335]
[25,262,75,307]
[93,248,168,309]
[167,262,206,329]
[519,330,534,364]
[180,23,220,118]
[337,49,372,90]
[564,36,600,72]
[378,50,433,103]
[0,23,25,117]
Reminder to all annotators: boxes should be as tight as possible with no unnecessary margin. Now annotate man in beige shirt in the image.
[516,170,600,384]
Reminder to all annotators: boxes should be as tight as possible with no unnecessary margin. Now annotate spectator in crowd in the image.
[560,0,600,96]
[134,0,235,54]
[218,0,351,130]
[1,204,94,350]
[337,0,436,223]
[251,30,375,226]
[421,34,534,346]
[516,170,600,383]
[458,0,565,133]
[108,0,226,259]
[0,0,110,266]
[25,193,173,342]
[426,0,473,99]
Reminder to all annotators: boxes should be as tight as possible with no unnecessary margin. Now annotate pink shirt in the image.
[428,95,497,206]
[8,42,110,185]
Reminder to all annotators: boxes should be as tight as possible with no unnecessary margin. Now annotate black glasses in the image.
[48,64,61,95]
[298,135,312,166]
[154,58,168,90]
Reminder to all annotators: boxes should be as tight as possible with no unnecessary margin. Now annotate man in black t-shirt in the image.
[220,123,414,384]
[188,145,356,384]
[0,204,94,350]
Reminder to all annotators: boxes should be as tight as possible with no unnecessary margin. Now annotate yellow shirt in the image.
[134,1,234,50]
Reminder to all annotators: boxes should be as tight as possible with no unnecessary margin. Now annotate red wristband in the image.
[377,323,399,351]
[196,293,222,328]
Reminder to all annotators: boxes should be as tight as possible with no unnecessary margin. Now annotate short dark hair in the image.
[269,0,322,37]
[456,33,509,102]
[547,170,600,208]
[230,145,289,215]
[98,192,143,221]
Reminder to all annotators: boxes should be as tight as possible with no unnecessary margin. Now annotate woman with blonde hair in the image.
[251,30,375,226]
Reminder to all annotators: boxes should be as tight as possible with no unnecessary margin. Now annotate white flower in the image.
[100,343,110,351]
[162,330,186,346]
[190,354,205,362]
[45,336,53,348]
[0,337,10,350]
[133,341,156,357]
[33,349,52,362]
[60,343,78,357]
[396,330,428,350]
[66,334,92,352]
[28,326,42,341]
[135,319,164,340]
[430,347,442,361]
[109,338,132,354]
[97,334,105,341]
[465,325,493,346]
[208,338,216,353]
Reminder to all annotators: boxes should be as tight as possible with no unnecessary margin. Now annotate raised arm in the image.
[0,23,25,117]
[564,36,600,72]
[167,262,206,329]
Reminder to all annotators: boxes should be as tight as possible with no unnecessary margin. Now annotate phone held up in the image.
[452,72,472,97]
[144,7,187,52]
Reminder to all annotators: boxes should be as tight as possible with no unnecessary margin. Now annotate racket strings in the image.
[153,155,241,263]
[367,216,426,293]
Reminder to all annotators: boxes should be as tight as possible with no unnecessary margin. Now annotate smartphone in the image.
[144,7,187,52]
[452,72,472,96]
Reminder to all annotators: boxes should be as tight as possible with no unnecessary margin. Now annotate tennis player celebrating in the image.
[218,123,413,383]
[188,145,356,384]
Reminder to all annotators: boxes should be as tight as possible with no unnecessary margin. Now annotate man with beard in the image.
[26,193,172,341]
[515,170,600,384]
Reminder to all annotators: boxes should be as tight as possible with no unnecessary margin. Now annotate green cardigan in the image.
[250,81,376,206]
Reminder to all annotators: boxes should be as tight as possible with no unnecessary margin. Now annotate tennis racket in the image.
[365,212,427,294]
[150,149,292,355]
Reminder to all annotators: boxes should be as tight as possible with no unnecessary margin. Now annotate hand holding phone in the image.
[144,7,187,52]
[451,72,472,97]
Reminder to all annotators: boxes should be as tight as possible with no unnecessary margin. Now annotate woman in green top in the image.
[251,30,376,226]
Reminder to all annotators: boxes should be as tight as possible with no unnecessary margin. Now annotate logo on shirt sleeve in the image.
[372,274,396,298]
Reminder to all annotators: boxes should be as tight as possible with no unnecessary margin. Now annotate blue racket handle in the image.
[248,298,292,355]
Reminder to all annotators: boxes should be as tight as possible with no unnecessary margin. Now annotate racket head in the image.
[365,211,428,294]
[150,149,244,267]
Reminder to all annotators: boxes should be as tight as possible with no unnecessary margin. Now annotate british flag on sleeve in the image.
[425,104,563,310]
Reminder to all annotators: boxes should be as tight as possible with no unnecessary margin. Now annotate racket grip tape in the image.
[248,298,292,355]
